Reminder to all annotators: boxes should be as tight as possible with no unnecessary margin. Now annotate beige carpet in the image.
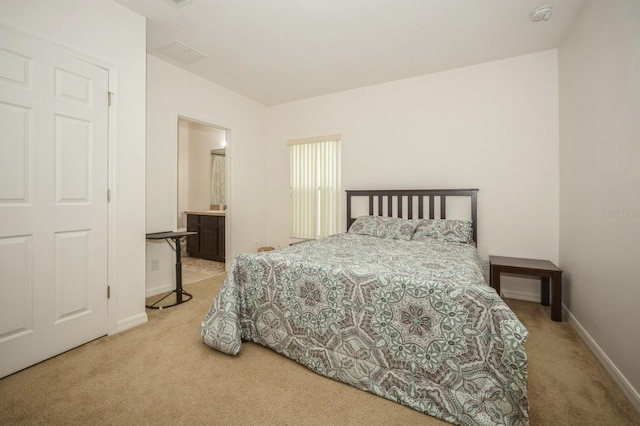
[182,257,226,284]
[1,275,639,425]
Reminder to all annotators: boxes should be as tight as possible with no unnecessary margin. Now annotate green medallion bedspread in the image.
[201,233,529,426]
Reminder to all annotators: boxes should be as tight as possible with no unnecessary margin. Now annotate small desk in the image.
[489,255,563,322]
[146,231,197,309]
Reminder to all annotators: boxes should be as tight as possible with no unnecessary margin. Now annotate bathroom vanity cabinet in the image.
[186,213,225,262]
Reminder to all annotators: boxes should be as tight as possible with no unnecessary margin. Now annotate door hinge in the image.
[107,189,111,202]
[107,285,111,299]
[108,92,114,106]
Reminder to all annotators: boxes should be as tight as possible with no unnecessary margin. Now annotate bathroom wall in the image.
[177,119,226,229]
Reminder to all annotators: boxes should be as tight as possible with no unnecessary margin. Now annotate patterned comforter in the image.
[201,233,529,426]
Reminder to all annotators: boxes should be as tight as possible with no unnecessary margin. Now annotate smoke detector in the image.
[530,5,553,22]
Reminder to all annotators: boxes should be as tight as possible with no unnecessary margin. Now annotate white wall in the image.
[146,55,267,296]
[265,50,560,297]
[0,0,147,333]
[559,0,640,408]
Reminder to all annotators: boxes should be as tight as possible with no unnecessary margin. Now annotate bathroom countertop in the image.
[185,210,226,216]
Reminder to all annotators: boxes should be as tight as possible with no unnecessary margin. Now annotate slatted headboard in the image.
[346,189,479,243]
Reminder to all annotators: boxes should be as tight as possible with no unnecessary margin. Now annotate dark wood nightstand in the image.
[489,255,563,322]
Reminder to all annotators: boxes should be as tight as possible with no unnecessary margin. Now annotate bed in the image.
[201,189,529,426]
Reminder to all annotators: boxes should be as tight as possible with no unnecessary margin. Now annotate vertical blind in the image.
[288,135,341,239]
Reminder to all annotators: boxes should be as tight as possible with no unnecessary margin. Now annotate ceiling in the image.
[114,0,584,106]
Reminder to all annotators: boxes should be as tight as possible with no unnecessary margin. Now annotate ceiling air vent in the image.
[157,41,206,65]
[164,0,195,8]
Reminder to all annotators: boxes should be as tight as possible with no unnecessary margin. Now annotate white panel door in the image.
[0,27,109,378]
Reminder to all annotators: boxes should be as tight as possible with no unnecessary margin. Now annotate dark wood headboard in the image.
[346,189,479,243]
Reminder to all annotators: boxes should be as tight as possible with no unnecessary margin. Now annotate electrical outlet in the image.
[482,259,490,270]
[151,259,160,271]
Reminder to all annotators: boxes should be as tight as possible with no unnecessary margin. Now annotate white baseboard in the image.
[114,313,147,334]
[563,305,640,413]
[501,289,540,303]
[146,282,173,298]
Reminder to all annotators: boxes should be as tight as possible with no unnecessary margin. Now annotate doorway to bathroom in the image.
[176,117,228,283]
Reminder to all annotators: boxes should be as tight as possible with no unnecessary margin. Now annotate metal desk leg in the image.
[174,236,183,304]
[145,236,193,310]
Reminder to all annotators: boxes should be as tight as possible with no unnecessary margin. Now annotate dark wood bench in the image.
[489,255,563,322]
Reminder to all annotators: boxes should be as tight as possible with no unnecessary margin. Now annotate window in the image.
[288,134,341,239]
